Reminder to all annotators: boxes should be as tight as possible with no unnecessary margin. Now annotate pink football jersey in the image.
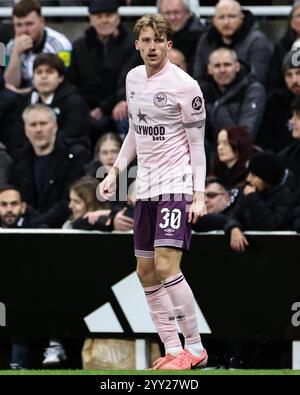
[126,60,206,199]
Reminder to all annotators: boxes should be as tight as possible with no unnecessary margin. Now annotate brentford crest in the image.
[153,92,167,107]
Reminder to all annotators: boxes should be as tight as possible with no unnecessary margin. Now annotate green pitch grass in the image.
[0,369,299,375]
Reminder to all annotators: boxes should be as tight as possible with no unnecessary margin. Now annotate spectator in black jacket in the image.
[0,185,45,229]
[12,103,83,228]
[192,176,239,232]
[256,48,300,152]
[201,47,265,141]
[224,152,294,252]
[193,0,271,85]
[157,0,205,75]
[68,0,136,143]
[3,53,91,164]
[268,2,300,93]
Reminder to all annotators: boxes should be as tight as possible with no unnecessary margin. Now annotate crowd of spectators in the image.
[1,0,300,370]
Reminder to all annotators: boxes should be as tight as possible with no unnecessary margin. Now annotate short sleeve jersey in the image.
[126,60,206,199]
[6,27,72,87]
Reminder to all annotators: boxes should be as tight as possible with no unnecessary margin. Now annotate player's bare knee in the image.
[155,248,181,280]
[154,256,175,280]
[136,259,158,286]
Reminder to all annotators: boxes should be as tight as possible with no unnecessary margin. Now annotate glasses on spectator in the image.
[205,192,226,199]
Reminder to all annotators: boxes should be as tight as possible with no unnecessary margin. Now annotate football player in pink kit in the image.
[100,14,208,370]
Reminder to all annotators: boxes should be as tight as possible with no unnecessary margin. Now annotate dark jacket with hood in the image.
[68,24,136,114]
[2,81,91,159]
[193,10,272,84]
[210,160,249,189]
[279,140,300,186]
[256,88,294,152]
[201,63,266,140]
[192,187,240,232]
[267,27,296,93]
[224,183,294,233]
[12,143,84,228]
[172,15,205,75]
[32,81,91,152]
[0,205,47,229]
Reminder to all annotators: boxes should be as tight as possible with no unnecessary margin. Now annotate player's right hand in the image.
[99,173,117,200]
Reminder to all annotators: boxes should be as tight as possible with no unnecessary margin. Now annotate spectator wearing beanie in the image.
[224,151,294,252]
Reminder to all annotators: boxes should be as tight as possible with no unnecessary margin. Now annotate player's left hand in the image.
[188,192,207,224]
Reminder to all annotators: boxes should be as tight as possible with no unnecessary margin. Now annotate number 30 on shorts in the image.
[159,208,182,230]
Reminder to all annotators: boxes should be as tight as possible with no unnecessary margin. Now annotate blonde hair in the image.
[134,14,173,41]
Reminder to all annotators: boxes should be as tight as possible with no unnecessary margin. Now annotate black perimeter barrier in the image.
[0,229,299,342]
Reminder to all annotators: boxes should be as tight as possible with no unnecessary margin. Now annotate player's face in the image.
[285,68,300,95]
[0,190,26,227]
[213,1,244,39]
[13,11,45,44]
[33,65,64,96]
[68,190,87,221]
[135,27,172,75]
[205,183,229,214]
[98,139,120,168]
[208,51,240,88]
[217,129,238,167]
[159,0,190,32]
[246,172,268,192]
[24,109,57,152]
[290,111,300,140]
[90,12,120,39]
